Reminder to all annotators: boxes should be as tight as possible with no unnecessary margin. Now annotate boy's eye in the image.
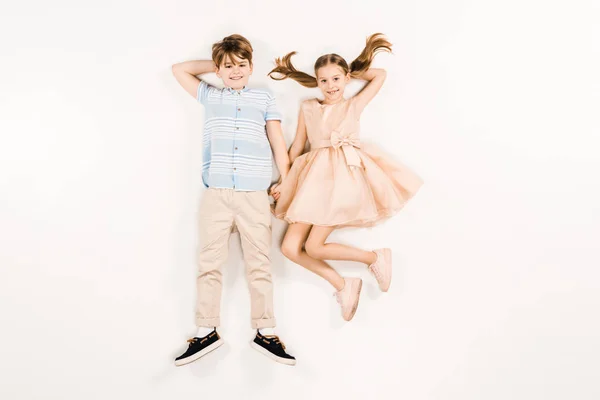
[334,77,339,81]
[320,80,326,83]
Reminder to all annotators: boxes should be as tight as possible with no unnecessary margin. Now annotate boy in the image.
[171,34,295,366]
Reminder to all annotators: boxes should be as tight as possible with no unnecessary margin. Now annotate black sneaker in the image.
[250,331,296,366]
[174,329,223,366]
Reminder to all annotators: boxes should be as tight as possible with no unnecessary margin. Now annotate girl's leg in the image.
[281,223,345,291]
[304,226,377,266]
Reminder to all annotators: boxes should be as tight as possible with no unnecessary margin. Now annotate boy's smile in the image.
[216,54,253,90]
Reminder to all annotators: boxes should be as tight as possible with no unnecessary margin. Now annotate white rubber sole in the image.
[380,248,392,292]
[250,342,297,366]
[345,278,363,321]
[174,338,224,367]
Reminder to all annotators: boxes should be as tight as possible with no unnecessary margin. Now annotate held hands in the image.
[269,178,284,202]
[269,183,281,202]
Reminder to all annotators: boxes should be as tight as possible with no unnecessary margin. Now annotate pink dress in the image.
[273,97,423,228]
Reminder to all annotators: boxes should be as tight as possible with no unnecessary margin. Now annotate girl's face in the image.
[316,64,349,104]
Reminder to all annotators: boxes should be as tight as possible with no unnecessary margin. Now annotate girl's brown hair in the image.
[212,34,254,67]
[268,33,392,88]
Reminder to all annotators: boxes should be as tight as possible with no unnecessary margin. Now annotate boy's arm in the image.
[172,60,216,98]
[266,120,290,180]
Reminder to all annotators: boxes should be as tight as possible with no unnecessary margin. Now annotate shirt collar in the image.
[225,86,249,94]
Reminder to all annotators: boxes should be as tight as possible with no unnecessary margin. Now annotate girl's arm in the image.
[352,68,387,115]
[266,120,291,180]
[270,106,307,201]
[172,60,216,98]
[288,107,308,164]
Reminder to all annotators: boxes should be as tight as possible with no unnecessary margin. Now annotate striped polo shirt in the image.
[197,81,281,191]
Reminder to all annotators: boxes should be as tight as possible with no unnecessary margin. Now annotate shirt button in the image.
[233,168,237,171]
[236,127,239,130]
[237,108,241,111]
[235,147,238,150]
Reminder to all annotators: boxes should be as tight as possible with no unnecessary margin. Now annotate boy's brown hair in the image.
[212,34,254,67]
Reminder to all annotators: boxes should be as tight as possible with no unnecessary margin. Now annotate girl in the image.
[269,33,423,321]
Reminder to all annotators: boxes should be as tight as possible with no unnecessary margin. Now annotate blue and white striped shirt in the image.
[196,81,281,191]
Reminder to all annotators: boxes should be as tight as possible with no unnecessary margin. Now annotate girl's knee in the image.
[281,240,301,262]
[304,240,323,259]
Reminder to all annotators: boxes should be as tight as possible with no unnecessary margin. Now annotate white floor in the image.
[1,1,598,399]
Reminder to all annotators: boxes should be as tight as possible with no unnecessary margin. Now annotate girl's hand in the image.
[270,182,282,202]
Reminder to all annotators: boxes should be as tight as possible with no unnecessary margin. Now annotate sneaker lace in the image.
[368,263,382,282]
[186,338,198,346]
[334,291,342,305]
[265,335,286,350]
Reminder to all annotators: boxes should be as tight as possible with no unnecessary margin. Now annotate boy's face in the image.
[215,54,253,90]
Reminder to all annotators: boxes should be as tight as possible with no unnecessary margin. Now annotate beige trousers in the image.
[195,188,275,329]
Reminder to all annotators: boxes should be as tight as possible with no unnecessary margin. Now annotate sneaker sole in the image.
[174,338,224,367]
[250,342,297,366]
[345,279,362,321]
[380,248,392,292]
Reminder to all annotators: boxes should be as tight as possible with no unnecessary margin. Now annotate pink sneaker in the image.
[334,277,363,321]
[368,248,392,292]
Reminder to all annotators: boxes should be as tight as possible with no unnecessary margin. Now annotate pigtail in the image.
[268,51,318,88]
[349,33,392,78]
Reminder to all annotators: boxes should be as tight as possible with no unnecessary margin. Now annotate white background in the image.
[1,1,599,399]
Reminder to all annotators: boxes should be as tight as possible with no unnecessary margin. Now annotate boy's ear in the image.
[215,65,221,78]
